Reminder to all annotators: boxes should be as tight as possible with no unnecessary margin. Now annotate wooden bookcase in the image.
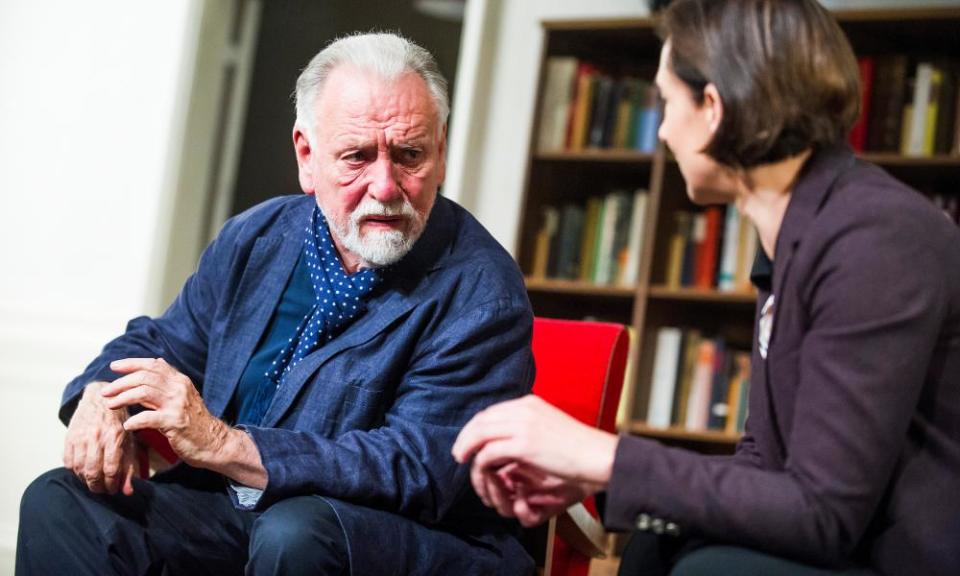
[517,8,960,456]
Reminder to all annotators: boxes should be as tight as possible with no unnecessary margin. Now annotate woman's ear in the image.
[702,83,724,134]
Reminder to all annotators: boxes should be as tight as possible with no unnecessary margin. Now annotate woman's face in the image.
[654,42,737,205]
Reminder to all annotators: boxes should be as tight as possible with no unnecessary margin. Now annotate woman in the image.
[453,1,960,574]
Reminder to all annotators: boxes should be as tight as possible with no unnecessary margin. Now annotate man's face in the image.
[294,65,446,271]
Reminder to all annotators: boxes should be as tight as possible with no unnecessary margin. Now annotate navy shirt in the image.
[228,251,314,426]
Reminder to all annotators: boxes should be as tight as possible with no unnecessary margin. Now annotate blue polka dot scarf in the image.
[266,206,382,385]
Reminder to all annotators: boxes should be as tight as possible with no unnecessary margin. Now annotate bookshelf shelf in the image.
[534,150,657,163]
[628,423,741,446]
[524,277,637,298]
[647,285,757,305]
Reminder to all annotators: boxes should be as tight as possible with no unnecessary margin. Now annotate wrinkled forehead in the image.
[314,65,440,130]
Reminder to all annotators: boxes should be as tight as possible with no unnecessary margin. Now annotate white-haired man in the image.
[18,33,535,575]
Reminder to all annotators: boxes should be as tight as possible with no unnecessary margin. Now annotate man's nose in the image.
[367,155,401,202]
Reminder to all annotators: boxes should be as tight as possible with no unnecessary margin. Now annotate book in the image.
[531,206,559,278]
[685,339,716,431]
[672,330,702,426]
[610,191,635,283]
[685,212,706,287]
[718,206,741,291]
[554,204,585,279]
[536,57,578,152]
[695,207,722,288]
[579,197,602,281]
[666,212,691,287]
[849,57,874,152]
[619,189,649,286]
[725,352,752,434]
[587,75,615,148]
[635,83,661,152]
[902,63,939,156]
[647,327,683,428]
[707,338,730,430]
[867,54,908,152]
[933,64,957,154]
[594,191,625,284]
[568,63,598,151]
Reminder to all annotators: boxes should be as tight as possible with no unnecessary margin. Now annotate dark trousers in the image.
[16,467,349,576]
[618,532,878,576]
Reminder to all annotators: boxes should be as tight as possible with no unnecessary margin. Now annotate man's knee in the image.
[248,496,348,575]
[20,468,83,525]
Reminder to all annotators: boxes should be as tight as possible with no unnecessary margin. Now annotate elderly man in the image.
[17,33,534,575]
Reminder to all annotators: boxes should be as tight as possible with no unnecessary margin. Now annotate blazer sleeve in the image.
[58,216,239,425]
[240,297,535,522]
[604,207,945,566]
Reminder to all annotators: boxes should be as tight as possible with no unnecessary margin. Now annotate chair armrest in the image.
[555,502,607,558]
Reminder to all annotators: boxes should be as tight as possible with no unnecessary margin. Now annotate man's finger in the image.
[101,370,159,399]
[109,357,168,375]
[104,383,161,411]
[122,410,165,433]
[101,432,124,494]
[121,445,138,496]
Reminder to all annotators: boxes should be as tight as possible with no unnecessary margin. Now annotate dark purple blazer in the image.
[606,145,960,575]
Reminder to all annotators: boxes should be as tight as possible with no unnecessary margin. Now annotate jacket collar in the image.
[770,144,856,294]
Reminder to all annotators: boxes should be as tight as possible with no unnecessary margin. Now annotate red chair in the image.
[531,317,631,576]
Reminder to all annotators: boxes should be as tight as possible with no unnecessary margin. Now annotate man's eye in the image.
[343,151,367,163]
[398,148,422,163]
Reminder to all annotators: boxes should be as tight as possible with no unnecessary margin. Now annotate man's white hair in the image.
[294,32,449,137]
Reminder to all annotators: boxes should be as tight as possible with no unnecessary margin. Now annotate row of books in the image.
[851,56,960,156]
[537,57,661,153]
[665,206,758,292]
[530,189,649,286]
[646,327,751,435]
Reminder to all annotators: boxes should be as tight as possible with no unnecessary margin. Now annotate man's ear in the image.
[436,124,447,185]
[293,124,316,195]
[702,83,724,135]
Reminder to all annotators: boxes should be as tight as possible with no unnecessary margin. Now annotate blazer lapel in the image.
[259,287,418,427]
[205,232,303,418]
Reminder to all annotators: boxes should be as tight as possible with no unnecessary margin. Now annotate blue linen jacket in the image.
[60,195,536,575]
[605,145,960,575]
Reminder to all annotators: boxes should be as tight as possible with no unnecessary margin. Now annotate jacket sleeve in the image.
[604,207,944,566]
[241,297,535,522]
[58,215,240,425]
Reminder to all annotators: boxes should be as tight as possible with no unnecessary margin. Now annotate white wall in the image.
[448,0,960,256]
[0,1,200,570]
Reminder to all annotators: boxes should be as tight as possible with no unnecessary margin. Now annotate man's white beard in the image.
[326,197,428,268]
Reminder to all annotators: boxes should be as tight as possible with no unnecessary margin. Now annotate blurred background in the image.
[0,0,955,573]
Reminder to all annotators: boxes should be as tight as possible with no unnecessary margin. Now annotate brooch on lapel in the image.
[758,294,775,359]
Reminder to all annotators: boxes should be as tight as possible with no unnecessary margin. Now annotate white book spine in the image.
[646,327,682,428]
[907,63,933,156]
[620,190,649,286]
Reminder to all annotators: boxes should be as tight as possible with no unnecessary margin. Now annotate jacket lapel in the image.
[204,206,307,418]
[761,145,855,459]
[259,288,418,427]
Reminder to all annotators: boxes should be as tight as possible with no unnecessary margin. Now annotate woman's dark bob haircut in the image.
[657,0,861,168]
